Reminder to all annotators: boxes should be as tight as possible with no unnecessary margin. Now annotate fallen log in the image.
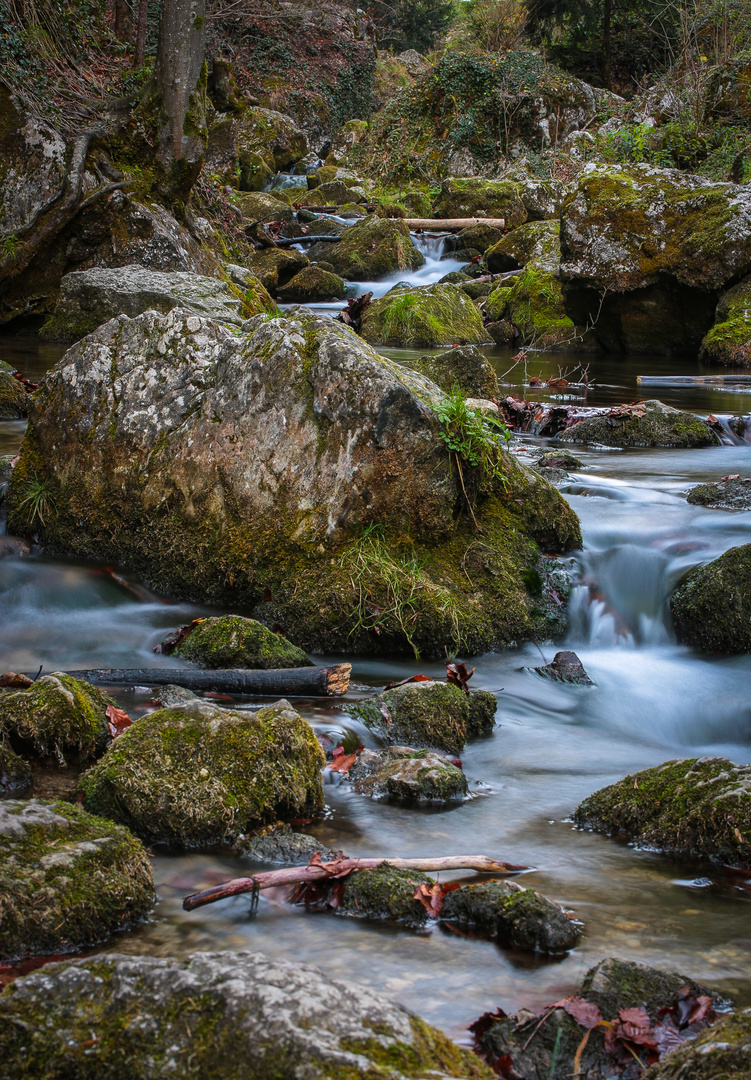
[637,375,751,387]
[27,663,351,696]
[403,217,506,231]
[273,234,342,247]
[183,855,528,911]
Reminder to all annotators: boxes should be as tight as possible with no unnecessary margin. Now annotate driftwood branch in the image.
[273,234,342,247]
[182,855,528,911]
[403,217,506,231]
[28,664,351,696]
[637,375,751,387]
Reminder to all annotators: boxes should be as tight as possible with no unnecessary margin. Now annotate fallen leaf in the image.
[328,744,363,774]
[383,673,433,690]
[446,661,475,694]
[550,996,603,1029]
[380,703,393,726]
[106,704,132,739]
[202,692,234,701]
[154,618,205,655]
[468,1008,508,1044]
[413,880,461,918]
[0,672,33,688]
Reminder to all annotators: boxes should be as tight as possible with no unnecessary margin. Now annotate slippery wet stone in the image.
[441,880,580,954]
[0,673,114,766]
[350,681,495,755]
[348,746,468,802]
[671,543,751,653]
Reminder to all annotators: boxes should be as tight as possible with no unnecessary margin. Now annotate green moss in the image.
[174,615,311,669]
[441,881,580,953]
[467,690,497,737]
[561,400,717,448]
[574,756,751,867]
[399,346,498,398]
[486,220,561,274]
[580,957,716,1020]
[0,799,154,961]
[0,674,113,766]
[318,216,424,281]
[671,543,751,653]
[0,370,27,419]
[0,742,31,793]
[361,283,492,347]
[338,865,430,926]
[79,700,326,847]
[340,1017,494,1079]
[354,748,468,801]
[488,264,580,348]
[351,681,470,754]
[275,265,349,303]
[700,276,751,367]
[435,178,527,227]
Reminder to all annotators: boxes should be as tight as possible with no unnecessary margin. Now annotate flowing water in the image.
[1,246,751,1044]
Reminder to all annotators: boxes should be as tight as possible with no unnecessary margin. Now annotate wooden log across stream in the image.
[637,375,751,387]
[27,663,351,696]
[402,217,506,231]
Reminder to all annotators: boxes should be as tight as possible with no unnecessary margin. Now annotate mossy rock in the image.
[487,319,516,345]
[467,690,497,736]
[315,216,424,281]
[237,106,308,171]
[361,283,492,347]
[686,478,751,510]
[0,370,27,419]
[349,747,468,802]
[642,1008,751,1080]
[434,178,527,227]
[445,224,506,257]
[350,681,470,754]
[0,741,31,793]
[574,756,751,867]
[485,263,592,350]
[399,345,498,398]
[276,265,349,303]
[235,190,295,225]
[299,180,364,207]
[671,544,751,653]
[0,798,153,961]
[560,400,718,448]
[79,699,325,847]
[537,449,582,470]
[245,248,309,293]
[580,956,717,1021]
[0,950,493,1079]
[238,827,339,864]
[441,880,581,954]
[338,864,431,927]
[403,189,433,217]
[0,673,113,766]
[238,149,273,192]
[173,615,312,669]
[486,220,561,274]
[700,275,751,367]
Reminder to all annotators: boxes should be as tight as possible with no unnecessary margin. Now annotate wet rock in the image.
[536,650,593,685]
[536,449,583,470]
[643,1008,751,1080]
[399,345,498,399]
[560,400,718,448]
[312,216,424,281]
[0,950,492,1079]
[0,673,113,766]
[434,178,528,227]
[574,756,751,867]
[170,615,312,669]
[238,825,339,864]
[468,690,498,737]
[338,864,432,927]
[441,880,581,954]
[0,799,153,961]
[671,543,751,653]
[460,281,493,300]
[275,265,349,302]
[349,746,468,801]
[236,190,295,225]
[700,275,751,367]
[0,370,28,418]
[687,477,751,510]
[238,106,308,171]
[40,265,270,342]
[79,698,325,847]
[150,684,199,707]
[7,306,581,657]
[486,219,561,274]
[476,957,720,1080]
[350,680,483,755]
[445,224,506,256]
[0,742,31,793]
[485,263,592,351]
[361,282,492,347]
[487,319,517,345]
[245,247,309,293]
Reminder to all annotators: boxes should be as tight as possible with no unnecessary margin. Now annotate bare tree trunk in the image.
[602,0,612,90]
[134,0,148,67]
[115,0,129,40]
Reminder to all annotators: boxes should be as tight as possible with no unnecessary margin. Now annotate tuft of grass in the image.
[437,385,511,490]
[15,472,55,527]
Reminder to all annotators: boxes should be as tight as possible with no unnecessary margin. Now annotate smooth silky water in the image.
[2,267,751,1043]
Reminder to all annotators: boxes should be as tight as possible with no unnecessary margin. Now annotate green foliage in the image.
[15,472,54,527]
[1,233,19,260]
[326,43,376,131]
[438,387,510,477]
[368,0,456,53]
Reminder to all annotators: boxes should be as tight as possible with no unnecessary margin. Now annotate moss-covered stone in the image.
[350,681,470,754]
[299,180,365,207]
[0,951,493,1079]
[315,216,424,281]
[361,283,492,347]
[445,224,506,257]
[580,956,716,1021]
[398,345,498,398]
[238,826,339,864]
[467,690,497,737]
[486,264,589,350]
[561,400,718,448]
[536,449,582,470]
[434,178,528,227]
[671,543,751,653]
[245,247,309,293]
[700,275,751,367]
[237,106,308,170]
[276,265,349,303]
[0,370,27,419]
[79,699,325,847]
[235,190,295,225]
[172,615,312,669]
[0,673,113,766]
[486,220,561,274]
[574,756,751,867]
[0,799,153,961]
[686,477,751,510]
[0,741,31,793]
[349,747,468,801]
[238,149,273,192]
[441,880,581,954]
[643,1008,751,1080]
[338,864,431,926]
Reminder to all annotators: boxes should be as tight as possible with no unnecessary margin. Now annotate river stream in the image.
[1,238,750,1045]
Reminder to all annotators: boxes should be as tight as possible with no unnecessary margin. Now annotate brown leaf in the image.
[550,996,603,1029]
[380,703,393,726]
[722,474,740,482]
[468,1008,507,1045]
[413,880,461,918]
[446,661,475,695]
[153,618,205,655]
[328,744,363,774]
[382,673,433,690]
[105,704,132,739]
[0,672,33,688]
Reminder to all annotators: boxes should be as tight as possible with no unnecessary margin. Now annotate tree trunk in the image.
[602,0,612,90]
[134,0,148,68]
[114,0,129,40]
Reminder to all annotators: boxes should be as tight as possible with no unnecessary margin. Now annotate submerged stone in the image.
[0,799,153,961]
[238,826,339,864]
[350,681,476,755]
[560,400,718,448]
[671,543,751,653]
[79,699,325,848]
[0,673,113,766]
[171,615,312,669]
[361,282,492,347]
[349,746,468,802]
[441,880,581,954]
[0,742,32,793]
[574,756,751,867]
[0,950,494,1079]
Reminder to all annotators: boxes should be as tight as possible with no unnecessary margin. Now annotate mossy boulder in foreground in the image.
[0,741,31,793]
[0,950,493,1079]
[350,681,495,755]
[172,615,312,669]
[560,400,717,448]
[80,699,325,847]
[671,543,751,653]
[348,746,468,802]
[360,282,492,346]
[0,799,153,961]
[0,673,113,765]
[574,757,751,867]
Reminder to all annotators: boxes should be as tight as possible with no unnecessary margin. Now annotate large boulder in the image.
[671,543,751,653]
[311,216,424,281]
[485,263,592,351]
[244,247,309,293]
[0,951,493,1079]
[40,265,274,342]
[560,400,718,448]
[574,756,751,868]
[361,283,492,346]
[434,178,528,227]
[0,370,27,418]
[0,673,114,765]
[237,107,308,171]
[7,306,580,656]
[348,746,468,801]
[399,345,498,398]
[560,163,751,354]
[486,219,561,274]
[700,275,751,367]
[276,265,349,302]
[79,699,325,847]
[235,190,295,225]
[350,681,495,755]
[171,615,312,669]
[0,799,153,960]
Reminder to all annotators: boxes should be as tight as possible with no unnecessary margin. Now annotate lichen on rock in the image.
[686,477,751,510]
[671,543,751,653]
[360,282,492,346]
[0,673,113,766]
[0,370,28,419]
[440,880,580,953]
[171,615,312,669]
[560,400,717,448]
[350,680,474,754]
[348,746,468,801]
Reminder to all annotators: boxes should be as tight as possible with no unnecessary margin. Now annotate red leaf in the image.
[494,1054,525,1079]
[551,997,603,1030]
[329,746,363,774]
[413,880,461,918]
[446,661,475,695]
[468,1008,507,1044]
[202,692,234,701]
[105,704,132,739]
[382,673,433,690]
[154,618,205,654]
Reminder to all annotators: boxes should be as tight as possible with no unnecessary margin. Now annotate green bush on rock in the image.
[171,615,312,669]
[0,673,114,765]
[360,283,492,346]
[80,699,325,847]
[671,543,751,653]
